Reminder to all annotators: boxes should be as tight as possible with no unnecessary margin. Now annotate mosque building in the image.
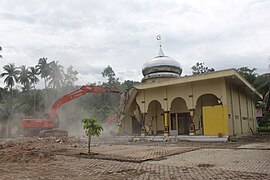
[120,40,262,138]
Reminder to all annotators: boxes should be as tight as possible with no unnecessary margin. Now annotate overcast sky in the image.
[0,0,270,88]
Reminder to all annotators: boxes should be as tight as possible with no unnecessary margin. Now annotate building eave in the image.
[135,68,263,99]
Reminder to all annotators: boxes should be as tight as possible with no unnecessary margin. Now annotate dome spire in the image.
[158,47,165,57]
[156,34,164,57]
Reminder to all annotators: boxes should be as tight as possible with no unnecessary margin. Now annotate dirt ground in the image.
[0,133,269,179]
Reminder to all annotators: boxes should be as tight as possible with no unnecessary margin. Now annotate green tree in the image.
[0,63,20,99]
[254,73,270,113]
[0,100,12,137]
[64,65,78,87]
[237,67,257,86]
[102,65,119,87]
[0,87,8,102]
[120,80,138,90]
[48,61,65,90]
[37,57,51,89]
[0,97,21,137]
[81,118,103,154]
[254,73,270,96]
[37,57,51,111]
[191,62,215,74]
[18,65,31,91]
[29,66,40,88]
[97,66,120,122]
[29,66,40,116]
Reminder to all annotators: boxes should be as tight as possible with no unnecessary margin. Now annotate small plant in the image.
[81,118,103,154]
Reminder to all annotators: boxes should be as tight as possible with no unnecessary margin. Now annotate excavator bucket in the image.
[39,129,68,138]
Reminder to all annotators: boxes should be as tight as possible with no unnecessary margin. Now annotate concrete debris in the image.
[133,138,140,142]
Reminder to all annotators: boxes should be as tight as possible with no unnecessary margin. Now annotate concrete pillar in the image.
[189,110,196,135]
[164,111,169,136]
[141,113,146,136]
[238,89,243,134]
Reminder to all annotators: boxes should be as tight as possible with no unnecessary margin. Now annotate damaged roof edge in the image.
[123,88,138,114]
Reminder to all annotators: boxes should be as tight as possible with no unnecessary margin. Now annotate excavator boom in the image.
[49,86,120,119]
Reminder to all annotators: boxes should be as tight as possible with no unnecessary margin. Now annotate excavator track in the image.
[39,129,68,138]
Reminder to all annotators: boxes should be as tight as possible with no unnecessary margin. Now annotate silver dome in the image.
[142,48,182,80]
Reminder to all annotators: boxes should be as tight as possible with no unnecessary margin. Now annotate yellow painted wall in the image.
[252,99,257,132]
[136,90,145,113]
[134,76,257,136]
[194,94,220,134]
[135,77,228,136]
[242,118,249,134]
[226,85,233,136]
[231,87,242,135]
[192,79,225,106]
[167,84,191,110]
[170,98,189,113]
[248,97,257,133]
[240,93,248,117]
[225,81,258,136]
[144,88,165,112]
[136,78,227,114]
[203,105,228,136]
[240,92,249,134]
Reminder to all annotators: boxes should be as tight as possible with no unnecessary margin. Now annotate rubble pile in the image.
[0,137,85,163]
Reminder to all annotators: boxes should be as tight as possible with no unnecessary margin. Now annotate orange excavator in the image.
[21,85,121,137]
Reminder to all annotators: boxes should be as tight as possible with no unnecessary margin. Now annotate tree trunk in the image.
[44,78,48,113]
[9,85,13,138]
[11,85,13,102]
[33,84,36,116]
[88,135,91,154]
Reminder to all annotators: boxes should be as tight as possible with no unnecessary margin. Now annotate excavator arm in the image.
[49,85,121,120]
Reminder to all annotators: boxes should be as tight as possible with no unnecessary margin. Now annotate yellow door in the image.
[203,105,228,136]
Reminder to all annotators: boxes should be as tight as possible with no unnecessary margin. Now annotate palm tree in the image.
[0,63,19,137]
[0,63,20,99]
[18,65,31,91]
[36,57,50,89]
[36,57,51,111]
[64,65,78,87]
[48,61,65,90]
[29,66,40,116]
[29,66,40,89]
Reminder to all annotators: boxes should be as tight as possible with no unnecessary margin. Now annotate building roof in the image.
[135,68,263,99]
